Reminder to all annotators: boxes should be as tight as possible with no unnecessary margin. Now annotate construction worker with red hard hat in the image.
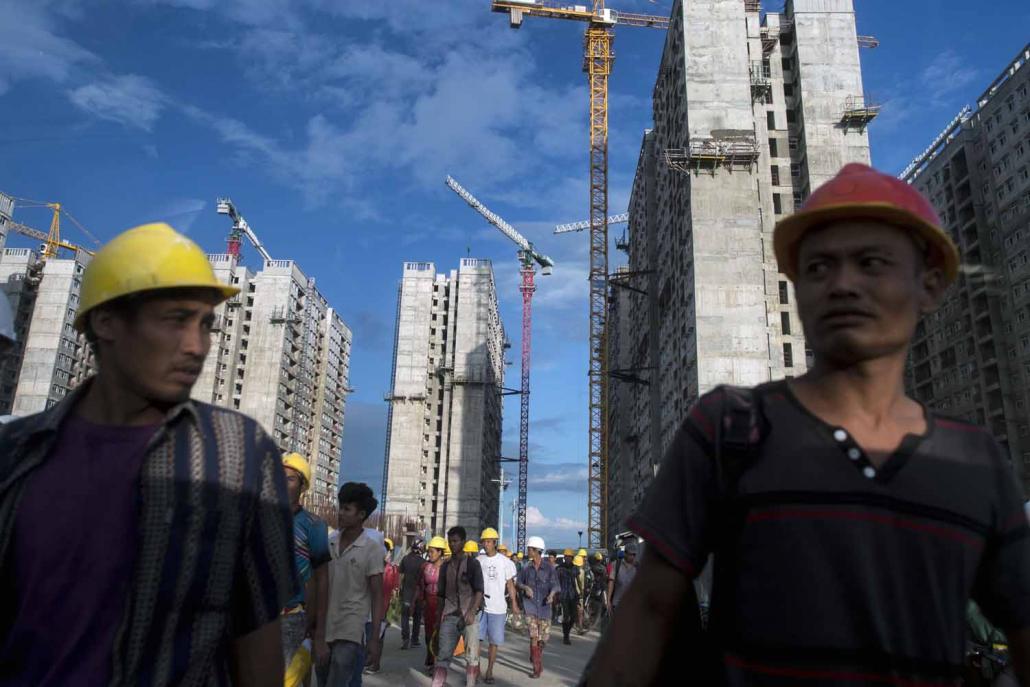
[0,223,298,685]
[583,163,1030,686]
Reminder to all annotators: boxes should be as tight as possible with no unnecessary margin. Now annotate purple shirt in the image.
[1,415,157,686]
[516,559,560,619]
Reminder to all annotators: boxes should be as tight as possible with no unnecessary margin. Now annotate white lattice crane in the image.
[445,174,552,554]
[216,197,273,263]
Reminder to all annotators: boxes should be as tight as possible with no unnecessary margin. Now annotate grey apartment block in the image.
[0,248,95,415]
[606,0,873,535]
[382,259,505,536]
[194,254,352,506]
[903,45,1030,487]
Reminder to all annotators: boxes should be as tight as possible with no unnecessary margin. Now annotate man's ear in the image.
[89,307,121,345]
[919,265,948,316]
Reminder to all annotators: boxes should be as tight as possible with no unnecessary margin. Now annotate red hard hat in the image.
[773,163,960,285]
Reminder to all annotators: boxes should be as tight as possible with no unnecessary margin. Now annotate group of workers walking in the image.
[0,160,1029,686]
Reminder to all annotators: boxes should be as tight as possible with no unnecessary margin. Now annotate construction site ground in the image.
[346,622,598,687]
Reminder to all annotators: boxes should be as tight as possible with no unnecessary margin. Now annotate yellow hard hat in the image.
[563,548,574,557]
[384,538,393,551]
[74,223,239,332]
[577,548,588,557]
[428,536,447,551]
[282,453,311,489]
[463,540,479,554]
[480,527,500,541]
[517,552,524,560]
[444,542,452,556]
[573,555,584,567]
[498,544,509,552]
[593,552,603,561]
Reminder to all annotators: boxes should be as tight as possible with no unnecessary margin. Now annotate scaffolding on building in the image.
[840,95,880,131]
[857,35,880,49]
[663,135,760,175]
[759,26,778,53]
[743,0,760,12]
[270,305,302,324]
[750,61,772,100]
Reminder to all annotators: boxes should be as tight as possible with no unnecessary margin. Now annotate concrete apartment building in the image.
[902,44,1030,487]
[381,259,506,536]
[193,254,353,505]
[606,0,876,532]
[0,195,96,416]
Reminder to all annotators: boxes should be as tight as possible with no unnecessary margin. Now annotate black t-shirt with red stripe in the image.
[629,380,1030,686]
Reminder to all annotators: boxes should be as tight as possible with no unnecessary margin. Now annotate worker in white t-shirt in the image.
[476,528,520,684]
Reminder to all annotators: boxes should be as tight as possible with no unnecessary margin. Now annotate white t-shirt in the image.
[478,552,517,615]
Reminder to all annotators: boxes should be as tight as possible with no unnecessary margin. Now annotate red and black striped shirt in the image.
[629,381,1030,686]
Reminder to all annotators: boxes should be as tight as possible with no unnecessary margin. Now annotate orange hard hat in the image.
[773,163,959,285]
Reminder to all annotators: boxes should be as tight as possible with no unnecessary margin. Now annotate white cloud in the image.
[921,50,980,102]
[0,1,96,95]
[150,198,207,233]
[526,505,585,532]
[68,74,167,131]
[529,462,589,493]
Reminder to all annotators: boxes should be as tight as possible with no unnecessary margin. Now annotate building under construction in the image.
[192,254,353,509]
[0,196,95,416]
[902,44,1030,489]
[381,259,505,536]
[607,0,877,532]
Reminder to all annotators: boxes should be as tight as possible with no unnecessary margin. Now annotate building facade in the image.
[903,44,1030,487]
[0,247,95,416]
[382,259,505,536]
[193,254,352,506]
[606,0,875,534]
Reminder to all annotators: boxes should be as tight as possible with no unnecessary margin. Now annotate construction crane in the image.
[491,0,668,548]
[216,197,273,263]
[4,196,99,260]
[445,174,554,554]
[554,212,628,235]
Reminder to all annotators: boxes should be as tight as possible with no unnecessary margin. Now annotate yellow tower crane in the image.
[4,196,99,259]
[490,0,668,549]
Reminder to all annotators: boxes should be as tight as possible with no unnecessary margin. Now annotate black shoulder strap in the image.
[715,384,769,498]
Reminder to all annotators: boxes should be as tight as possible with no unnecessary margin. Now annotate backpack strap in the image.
[715,385,769,499]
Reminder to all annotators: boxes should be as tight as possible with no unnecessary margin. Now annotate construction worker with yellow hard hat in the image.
[588,164,1030,686]
[420,536,447,674]
[432,526,486,687]
[281,452,332,673]
[0,222,299,684]
[476,526,520,684]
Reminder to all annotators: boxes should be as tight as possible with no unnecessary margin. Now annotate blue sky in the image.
[1,0,1027,548]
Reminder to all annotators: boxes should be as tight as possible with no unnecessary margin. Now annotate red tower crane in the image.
[446,175,554,553]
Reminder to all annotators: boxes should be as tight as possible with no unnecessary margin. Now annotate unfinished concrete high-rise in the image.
[193,255,352,507]
[902,45,1030,488]
[0,193,96,416]
[606,0,876,534]
[381,259,505,536]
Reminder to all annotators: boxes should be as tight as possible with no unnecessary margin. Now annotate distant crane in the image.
[554,212,628,235]
[491,0,668,548]
[445,174,554,554]
[3,195,99,260]
[216,197,273,263]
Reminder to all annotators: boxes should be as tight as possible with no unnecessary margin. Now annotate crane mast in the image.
[491,0,668,549]
[445,175,552,554]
